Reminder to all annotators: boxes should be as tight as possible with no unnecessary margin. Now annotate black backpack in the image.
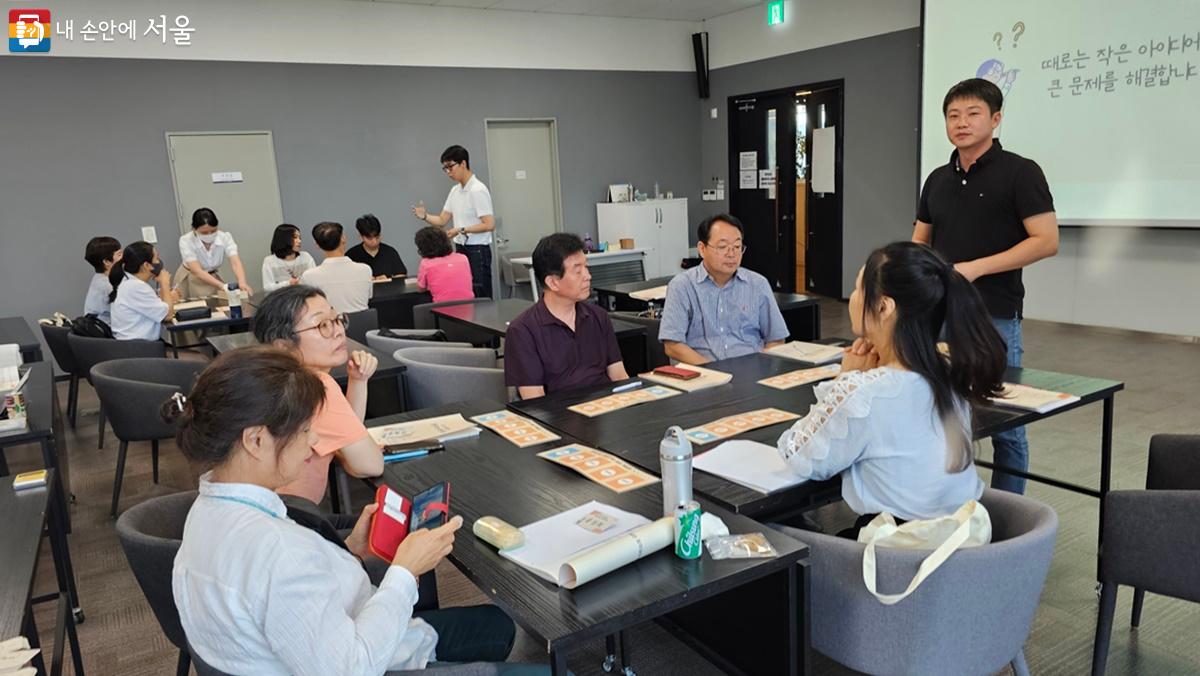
[70,314,114,339]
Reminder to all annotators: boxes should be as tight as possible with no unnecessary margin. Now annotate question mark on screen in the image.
[993,31,1003,51]
[1012,21,1025,48]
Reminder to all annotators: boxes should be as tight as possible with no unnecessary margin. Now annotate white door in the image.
[167,131,285,291]
[485,119,563,258]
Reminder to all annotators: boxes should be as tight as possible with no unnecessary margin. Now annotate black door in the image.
[802,85,844,298]
[729,92,797,291]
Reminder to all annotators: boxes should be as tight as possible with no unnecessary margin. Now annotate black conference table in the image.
[432,299,650,375]
[0,469,84,675]
[369,277,432,329]
[0,316,43,363]
[511,351,1124,578]
[0,362,75,530]
[370,400,810,676]
[592,276,823,342]
[162,296,257,358]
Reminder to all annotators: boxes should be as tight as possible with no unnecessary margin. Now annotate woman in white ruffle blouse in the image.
[777,242,1008,536]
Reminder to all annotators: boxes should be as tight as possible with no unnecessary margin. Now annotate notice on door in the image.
[758,169,775,189]
[211,171,244,184]
[739,151,757,170]
[812,127,836,193]
[739,170,757,190]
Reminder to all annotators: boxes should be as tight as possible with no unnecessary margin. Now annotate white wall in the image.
[1024,228,1200,337]
[18,0,700,71]
[702,0,919,69]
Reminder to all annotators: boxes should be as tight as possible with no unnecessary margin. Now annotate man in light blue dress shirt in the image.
[659,213,788,364]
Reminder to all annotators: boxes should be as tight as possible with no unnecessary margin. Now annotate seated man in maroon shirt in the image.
[504,233,630,399]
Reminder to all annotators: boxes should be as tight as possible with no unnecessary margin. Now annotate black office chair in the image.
[611,311,669,369]
[91,358,204,516]
[345,308,378,345]
[116,490,198,676]
[413,299,496,347]
[40,324,86,428]
[67,333,166,448]
[1092,434,1200,675]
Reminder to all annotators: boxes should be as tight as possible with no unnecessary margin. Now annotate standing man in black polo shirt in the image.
[914,77,1059,494]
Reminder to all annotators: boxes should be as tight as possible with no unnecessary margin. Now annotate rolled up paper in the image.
[558,517,675,589]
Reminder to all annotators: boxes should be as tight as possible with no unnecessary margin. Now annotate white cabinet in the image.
[596,198,689,279]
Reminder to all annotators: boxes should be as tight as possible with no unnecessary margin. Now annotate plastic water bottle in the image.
[227,282,243,319]
[659,426,693,517]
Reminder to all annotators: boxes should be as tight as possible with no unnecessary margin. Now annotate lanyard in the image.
[206,494,280,519]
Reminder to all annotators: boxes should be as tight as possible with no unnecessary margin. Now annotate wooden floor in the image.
[8,299,1200,675]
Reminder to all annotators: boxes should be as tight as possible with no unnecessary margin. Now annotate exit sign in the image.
[767,0,785,26]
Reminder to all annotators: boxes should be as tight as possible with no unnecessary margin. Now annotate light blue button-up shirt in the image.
[658,264,788,362]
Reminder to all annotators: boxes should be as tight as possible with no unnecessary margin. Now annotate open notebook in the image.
[693,439,808,494]
[990,383,1080,414]
[765,341,844,365]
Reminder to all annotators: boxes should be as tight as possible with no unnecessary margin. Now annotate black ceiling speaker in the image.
[692,31,710,99]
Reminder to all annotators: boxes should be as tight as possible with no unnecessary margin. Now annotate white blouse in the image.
[179,230,239,272]
[261,251,317,292]
[110,274,168,341]
[776,367,984,521]
[174,474,438,675]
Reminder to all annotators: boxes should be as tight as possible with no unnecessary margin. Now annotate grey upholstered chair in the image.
[775,489,1057,676]
[365,329,473,354]
[91,358,205,516]
[116,490,198,676]
[67,333,166,448]
[40,324,85,427]
[346,307,379,344]
[394,347,507,410]
[499,250,532,300]
[412,299,496,346]
[1092,434,1200,675]
[610,311,669,370]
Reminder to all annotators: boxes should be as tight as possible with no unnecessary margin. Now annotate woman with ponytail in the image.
[776,241,1006,535]
[108,241,180,341]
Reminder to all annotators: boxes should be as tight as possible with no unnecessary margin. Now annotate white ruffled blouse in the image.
[776,367,984,521]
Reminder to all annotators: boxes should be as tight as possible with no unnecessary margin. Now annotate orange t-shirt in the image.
[277,371,370,504]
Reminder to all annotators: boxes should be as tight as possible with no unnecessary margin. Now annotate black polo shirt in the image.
[346,242,407,278]
[917,140,1054,318]
[504,299,623,394]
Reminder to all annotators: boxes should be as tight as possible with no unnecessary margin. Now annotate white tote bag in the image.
[858,500,992,605]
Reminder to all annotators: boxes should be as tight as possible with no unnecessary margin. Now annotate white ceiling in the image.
[362,0,762,22]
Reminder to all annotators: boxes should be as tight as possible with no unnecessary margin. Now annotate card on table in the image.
[757,364,842,390]
[471,410,561,448]
[538,444,660,493]
[566,385,680,418]
[683,408,801,445]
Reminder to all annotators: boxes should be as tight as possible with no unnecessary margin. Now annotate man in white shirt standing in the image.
[299,222,373,313]
[411,145,495,298]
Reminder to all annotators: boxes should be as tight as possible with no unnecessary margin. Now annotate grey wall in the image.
[0,57,700,328]
[699,28,921,298]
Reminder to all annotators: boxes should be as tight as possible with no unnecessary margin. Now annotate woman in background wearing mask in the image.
[175,207,254,298]
[109,241,180,341]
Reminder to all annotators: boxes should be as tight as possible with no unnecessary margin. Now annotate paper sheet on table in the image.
[639,364,733,392]
[629,285,668,302]
[766,341,844,364]
[990,383,1080,414]
[368,414,480,446]
[693,439,808,494]
[0,344,21,390]
[501,501,668,588]
[173,299,209,311]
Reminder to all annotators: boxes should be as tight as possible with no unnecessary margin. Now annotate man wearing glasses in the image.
[659,213,788,365]
[411,145,495,298]
[253,285,385,506]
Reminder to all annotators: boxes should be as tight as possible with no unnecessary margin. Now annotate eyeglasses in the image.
[706,242,747,255]
[441,162,459,173]
[294,313,349,339]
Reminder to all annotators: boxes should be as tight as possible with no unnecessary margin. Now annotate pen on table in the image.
[612,380,643,393]
[383,448,433,463]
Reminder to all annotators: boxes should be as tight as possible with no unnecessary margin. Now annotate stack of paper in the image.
[639,364,733,392]
[629,285,668,302]
[693,439,808,494]
[500,501,671,588]
[990,383,1080,414]
[0,636,38,676]
[367,414,480,446]
[766,341,845,365]
[0,344,22,391]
